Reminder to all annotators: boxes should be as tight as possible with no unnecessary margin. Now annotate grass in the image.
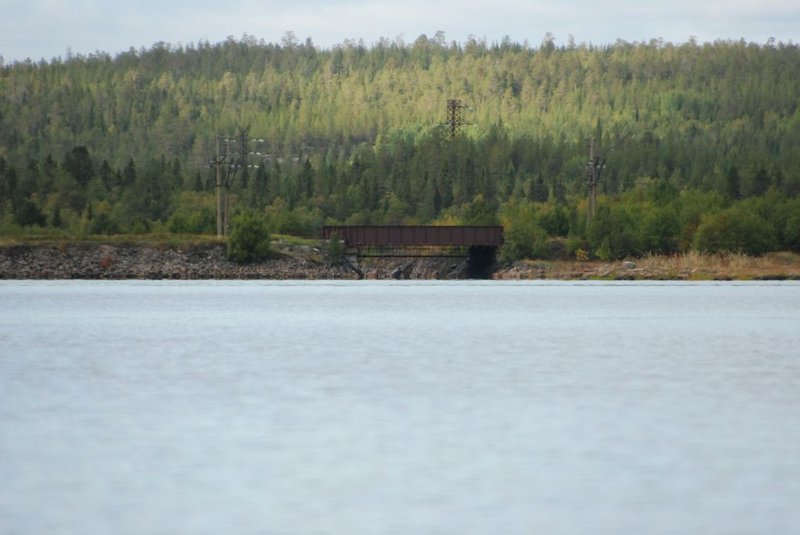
[1,232,327,256]
[507,251,800,280]
[271,233,320,247]
[0,232,226,248]
[637,251,800,280]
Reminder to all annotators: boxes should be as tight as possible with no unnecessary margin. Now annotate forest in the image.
[1,33,800,260]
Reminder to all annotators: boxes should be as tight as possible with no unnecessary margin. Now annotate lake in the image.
[1,280,799,534]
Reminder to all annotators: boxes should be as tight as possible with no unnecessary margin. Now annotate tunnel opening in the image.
[466,246,498,279]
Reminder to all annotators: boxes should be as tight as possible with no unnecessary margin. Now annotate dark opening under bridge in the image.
[322,223,503,265]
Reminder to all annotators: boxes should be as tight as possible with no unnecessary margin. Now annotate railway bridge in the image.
[322,225,504,277]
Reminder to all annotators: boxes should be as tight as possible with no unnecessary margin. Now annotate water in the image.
[1,280,799,534]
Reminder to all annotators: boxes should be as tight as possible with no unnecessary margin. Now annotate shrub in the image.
[166,192,216,234]
[499,224,541,262]
[457,194,500,226]
[639,206,680,254]
[13,197,46,227]
[783,209,800,252]
[587,205,638,260]
[538,204,570,237]
[227,211,271,263]
[499,199,538,262]
[326,231,345,264]
[265,198,323,238]
[693,205,777,255]
[88,212,119,235]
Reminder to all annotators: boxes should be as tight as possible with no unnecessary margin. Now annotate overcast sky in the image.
[2,0,798,63]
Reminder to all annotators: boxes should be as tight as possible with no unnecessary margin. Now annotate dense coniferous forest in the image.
[2,34,800,259]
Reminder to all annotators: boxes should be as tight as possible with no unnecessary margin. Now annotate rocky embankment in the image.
[0,242,471,280]
[3,242,799,280]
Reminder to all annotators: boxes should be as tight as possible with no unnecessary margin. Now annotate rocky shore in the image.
[0,242,470,280]
[493,260,699,280]
[2,242,799,281]
[492,254,800,281]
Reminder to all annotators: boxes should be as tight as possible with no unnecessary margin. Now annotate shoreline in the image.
[1,242,799,281]
[494,255,800,281]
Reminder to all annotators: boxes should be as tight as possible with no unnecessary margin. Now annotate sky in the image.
[1,0,798,63]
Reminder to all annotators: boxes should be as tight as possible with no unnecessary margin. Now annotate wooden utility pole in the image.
[213,136,226,238]
[210,128,263,237]
[586,137,604,226]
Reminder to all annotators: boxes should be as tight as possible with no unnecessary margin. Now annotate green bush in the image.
[458,194,500,226]
[265,198,323,238]
[587,205,639,260]
[499,199,537,262]
[326,231,345,264]
[13,197,47,227]
[227,211,271,263]
[166,192,216,234]
[88,212,119,235]
[538,204,570,237]
[693,205,777,255]
[499,224,538,262]
[782,207,800,252]
[639,206,681,254]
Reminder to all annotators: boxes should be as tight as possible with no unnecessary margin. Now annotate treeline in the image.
[1,34,799,259]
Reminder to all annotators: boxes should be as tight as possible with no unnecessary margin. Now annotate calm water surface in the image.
[1,280,799,534]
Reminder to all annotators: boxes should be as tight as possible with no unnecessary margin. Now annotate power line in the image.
[210,127,265,237]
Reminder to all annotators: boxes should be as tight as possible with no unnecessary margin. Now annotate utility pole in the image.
[586,137,605,226]
[224,134,233,236]
[224,128,246,236]
[212,136,226,238]
[210,127,265,237]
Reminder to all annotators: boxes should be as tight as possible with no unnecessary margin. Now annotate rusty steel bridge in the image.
[322,225,504,257]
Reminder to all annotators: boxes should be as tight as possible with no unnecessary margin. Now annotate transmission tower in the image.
[446,99,469,139]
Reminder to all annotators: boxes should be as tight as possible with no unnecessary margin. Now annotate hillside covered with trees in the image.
[2,34,799,260]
